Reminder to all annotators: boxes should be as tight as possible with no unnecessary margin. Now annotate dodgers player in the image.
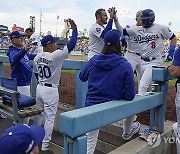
[137,9,177,95]
[168,47,180,154]
[25,28,43,54]
[114,10,143,137]
[88,7,116,60]
[115,9,177,95]
[33,19,77,152]
[115,10,143,82]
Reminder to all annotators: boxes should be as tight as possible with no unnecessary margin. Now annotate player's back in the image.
[33,49,68,85]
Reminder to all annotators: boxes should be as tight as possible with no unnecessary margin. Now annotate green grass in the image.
[134,75,176,86]
[0,53,7,56]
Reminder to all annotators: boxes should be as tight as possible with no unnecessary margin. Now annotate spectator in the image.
[25,28,43,54]
[79,29,140,154]
[0,124,45,154]
[33,19,77,152]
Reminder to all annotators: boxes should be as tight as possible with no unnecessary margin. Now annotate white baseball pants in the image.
[33,84,59,148]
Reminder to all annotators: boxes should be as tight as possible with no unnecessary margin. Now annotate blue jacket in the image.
[7,46,36,86]
[79,53,135,107]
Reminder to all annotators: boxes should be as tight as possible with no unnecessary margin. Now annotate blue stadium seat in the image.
[0,77,36,107]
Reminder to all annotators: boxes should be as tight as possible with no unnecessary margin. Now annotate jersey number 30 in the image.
[38,66,51,78]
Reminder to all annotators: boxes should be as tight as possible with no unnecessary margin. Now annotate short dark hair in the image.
[25,28,33,33]
[95,8,105,19]
[101,43,122,56]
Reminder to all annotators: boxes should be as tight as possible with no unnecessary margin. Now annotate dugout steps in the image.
[0,103,176,154]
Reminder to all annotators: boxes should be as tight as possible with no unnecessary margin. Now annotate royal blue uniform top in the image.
[79,53,135,107]
[7,46,36,86]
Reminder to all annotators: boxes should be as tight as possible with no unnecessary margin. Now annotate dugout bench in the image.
[60,67,174,154]
[0,77,43,124]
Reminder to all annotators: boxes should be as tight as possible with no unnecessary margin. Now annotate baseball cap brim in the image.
[29,125,45,148]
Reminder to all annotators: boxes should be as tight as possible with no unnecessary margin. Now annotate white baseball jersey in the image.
[88,23,104,60]
[126,23,173,59]
[30,33,43,54]
[125,25,143,54]
[33,46,68,86]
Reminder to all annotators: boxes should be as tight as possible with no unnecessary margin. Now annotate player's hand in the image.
[108,7,117,19]
[67,18,77,30]
[165,45,176,62]
[25,39,32,51]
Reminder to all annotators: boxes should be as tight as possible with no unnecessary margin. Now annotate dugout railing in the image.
[0,56,87,109]
[60,67,175,154]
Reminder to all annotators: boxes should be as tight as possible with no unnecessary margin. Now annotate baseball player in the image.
[114,10,143,138]
[137,9,177,95]
[25,28,43,54]
[168,47,180,154]
[115,10,143,82]
[88,7,116,60]
[80,30,140,154]
[33,19,77,152]
[115,9,177,95]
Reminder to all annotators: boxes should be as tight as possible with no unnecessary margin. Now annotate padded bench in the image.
[0,77,43,123]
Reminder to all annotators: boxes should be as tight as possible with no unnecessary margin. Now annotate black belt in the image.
[39,82,58,88]
[44,83,53,87]
[141,57,156,62]
[127,51,140,56]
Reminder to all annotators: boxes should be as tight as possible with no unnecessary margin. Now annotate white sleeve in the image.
[160,25,174,39]
[114,20,123,34]
[90,25,103,38]
[30,34,38,44]
[52,46,69,64]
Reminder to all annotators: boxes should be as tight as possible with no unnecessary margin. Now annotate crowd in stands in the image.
[0,37,11,48]
[73,37,89,53]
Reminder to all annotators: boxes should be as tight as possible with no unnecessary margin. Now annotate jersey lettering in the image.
[133,34,159,44]
[38,65,51,78]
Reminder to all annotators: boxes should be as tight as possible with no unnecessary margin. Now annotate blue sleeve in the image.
[123,29,129,37]
[170,33,176,40]
[100,19,113,38]
[79,60,92,82]
[9,48,28,63]
[122,63,135,100]
[67,28,78,53]
[32,42,38,46]
[27,53,36,60]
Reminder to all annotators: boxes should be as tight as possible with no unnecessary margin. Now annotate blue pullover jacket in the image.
[79,53,135,107]
[7,46,36,86]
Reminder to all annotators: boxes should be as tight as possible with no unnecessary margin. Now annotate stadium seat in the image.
[0,77,36,107]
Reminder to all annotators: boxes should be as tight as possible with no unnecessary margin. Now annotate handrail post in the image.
[64,135,87,154]
[0,62,4,77]
[76,70,87,109]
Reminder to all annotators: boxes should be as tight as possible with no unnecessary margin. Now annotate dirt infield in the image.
[3,60,177,126]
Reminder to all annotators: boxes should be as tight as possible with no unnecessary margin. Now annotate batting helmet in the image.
[140,9,155,28]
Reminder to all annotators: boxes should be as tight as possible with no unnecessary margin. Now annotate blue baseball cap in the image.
[0,124,45,154]
[104,29,121,46]
[10,31,23,40]
[41,35,59,47]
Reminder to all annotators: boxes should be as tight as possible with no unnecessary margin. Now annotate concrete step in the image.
[108,121,176,154]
